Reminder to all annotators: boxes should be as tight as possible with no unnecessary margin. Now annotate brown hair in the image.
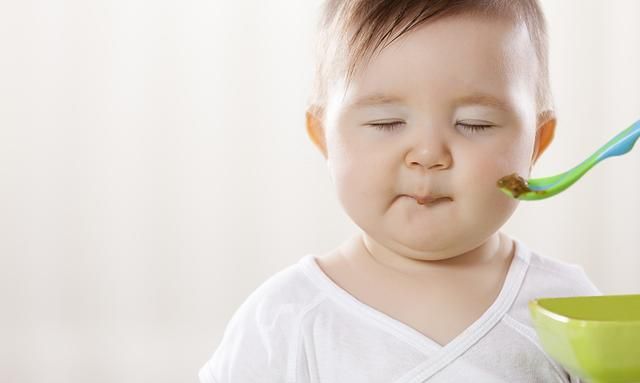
[307,0,553,123]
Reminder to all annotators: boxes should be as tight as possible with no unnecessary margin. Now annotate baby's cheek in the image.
[468,155,507,186]
[463,154,522,208]
[485,143,531,181]
[330,155,377,209]
[467,156,520,214]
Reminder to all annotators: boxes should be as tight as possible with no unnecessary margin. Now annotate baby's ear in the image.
[305,105,328,159]
[531,110,556,166]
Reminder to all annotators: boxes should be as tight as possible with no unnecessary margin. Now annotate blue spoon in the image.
[498,119,640,200]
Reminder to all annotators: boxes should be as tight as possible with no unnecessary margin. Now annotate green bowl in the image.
[529,294,640,383]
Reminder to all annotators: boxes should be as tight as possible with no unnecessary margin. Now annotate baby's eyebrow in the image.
[452,93,514,113]
[347,93,405,109]
[346,92,514,114]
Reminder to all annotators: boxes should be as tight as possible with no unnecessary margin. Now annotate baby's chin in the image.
[378,214,505,258]
[376,242,472,268]
[385,233,501,265]
[392,237,465,260]
[376,224,465,257]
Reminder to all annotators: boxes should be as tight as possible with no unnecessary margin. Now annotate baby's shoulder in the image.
[229,256,326,328]
[527,251,589,281]
[516,242,601,298]
[505,240,601,328]
[202,258,325,381]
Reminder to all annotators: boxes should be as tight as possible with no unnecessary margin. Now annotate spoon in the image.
[498,119,640,200]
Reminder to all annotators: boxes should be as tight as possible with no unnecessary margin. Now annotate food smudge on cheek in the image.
[496,172,545,198]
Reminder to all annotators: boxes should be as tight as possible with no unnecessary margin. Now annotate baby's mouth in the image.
[405,194,452,205]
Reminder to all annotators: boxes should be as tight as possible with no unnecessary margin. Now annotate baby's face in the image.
[318,15,542,259]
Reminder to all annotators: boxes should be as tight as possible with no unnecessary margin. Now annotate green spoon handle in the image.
[529,120,640,190]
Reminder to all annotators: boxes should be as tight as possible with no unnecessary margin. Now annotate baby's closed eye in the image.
[366,121,495,133]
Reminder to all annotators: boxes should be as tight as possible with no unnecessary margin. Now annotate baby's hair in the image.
[307,0,554,124]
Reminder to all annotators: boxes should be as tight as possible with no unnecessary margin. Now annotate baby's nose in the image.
[405,146,452,171]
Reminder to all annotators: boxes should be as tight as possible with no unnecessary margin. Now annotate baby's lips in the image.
[406,194,452,205]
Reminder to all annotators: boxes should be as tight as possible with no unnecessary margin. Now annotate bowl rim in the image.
[529,294,640,326]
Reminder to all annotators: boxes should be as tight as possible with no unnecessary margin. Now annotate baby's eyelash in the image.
[368,122,494,132]
[370,122,404,131]
[456,123,494,132]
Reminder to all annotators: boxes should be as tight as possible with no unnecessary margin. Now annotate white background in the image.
[1,0,639,382]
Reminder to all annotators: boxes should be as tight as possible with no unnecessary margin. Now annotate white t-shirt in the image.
[199,236,601,383]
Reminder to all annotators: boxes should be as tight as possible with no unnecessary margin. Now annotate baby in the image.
[200,0,601,382]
